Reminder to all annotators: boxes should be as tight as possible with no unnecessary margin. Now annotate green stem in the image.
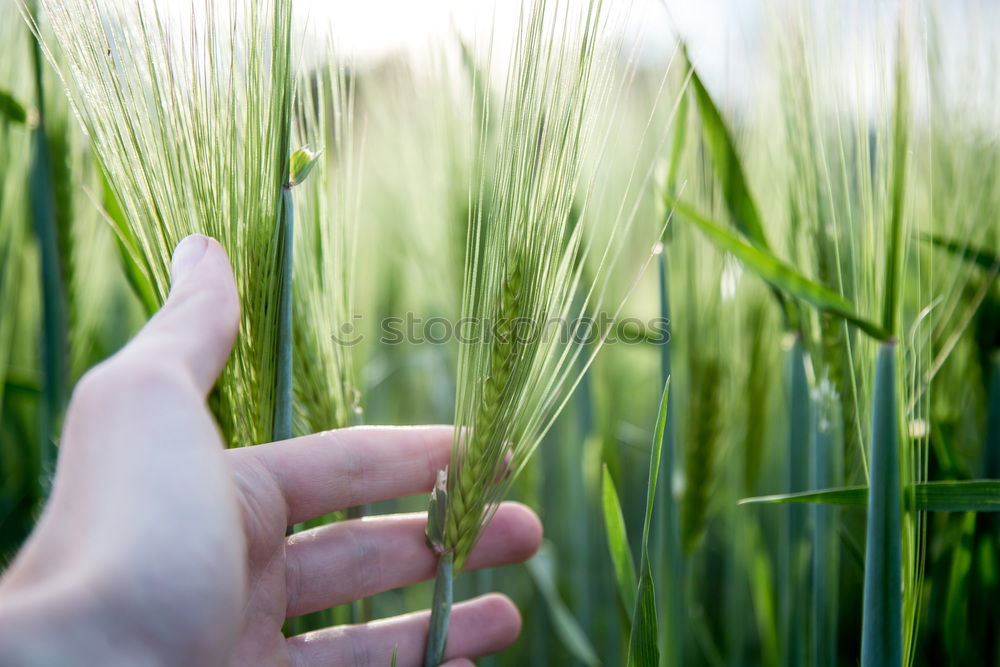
[780,335,810,667]
[28,2,67,496]
[424,552,454,667]
[653,250,683,667]
[273,187,294,443]
[860,342,902,667]
[811,389,842,667]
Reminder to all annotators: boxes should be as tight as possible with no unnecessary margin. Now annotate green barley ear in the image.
[423,0,684,663]
[28,0,296,446]
[443,7,687,557]
[681,354,721,553]
[441,0,679,574]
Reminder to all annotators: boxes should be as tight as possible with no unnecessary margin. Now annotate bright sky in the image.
[295,0,1000,124]
[297,0,759,97]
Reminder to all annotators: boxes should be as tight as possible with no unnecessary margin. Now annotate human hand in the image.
[0,235,542,667]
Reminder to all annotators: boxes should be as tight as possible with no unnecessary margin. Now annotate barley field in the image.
[1,0,999,665]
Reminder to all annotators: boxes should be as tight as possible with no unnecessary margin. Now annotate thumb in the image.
[120,234,240,395]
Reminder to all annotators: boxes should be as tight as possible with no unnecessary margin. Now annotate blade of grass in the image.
[628,562,659,667]
[670,199,890,340]
[602,464,637,616]
[682,47,767,248]
[525,542,601,667]
[681,46,798,329]
[641,379,669,556]
[27,1,67,494]
[921,233,1000,274]
[943,512,975,662]
[748,528,780,667]
[626,379,669,667]
[100,174,157,317]
[741,480,1000,512]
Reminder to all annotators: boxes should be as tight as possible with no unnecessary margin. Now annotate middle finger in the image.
[284,502,541,618]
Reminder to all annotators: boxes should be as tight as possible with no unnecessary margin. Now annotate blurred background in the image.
[2,0,1000,665]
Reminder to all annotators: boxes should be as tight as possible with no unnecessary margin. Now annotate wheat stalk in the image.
[423,0,684,662]
[29,0,296,447]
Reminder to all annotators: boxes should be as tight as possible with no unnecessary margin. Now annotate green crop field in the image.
[1,0,999,665]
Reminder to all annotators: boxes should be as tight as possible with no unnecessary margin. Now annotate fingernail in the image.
[171,234,209,285]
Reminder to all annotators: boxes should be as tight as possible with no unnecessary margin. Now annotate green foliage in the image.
[3,2,1000,666]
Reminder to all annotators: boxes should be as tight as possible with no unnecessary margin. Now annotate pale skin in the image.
[0,235,543,666]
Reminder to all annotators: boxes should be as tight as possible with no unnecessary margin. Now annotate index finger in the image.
[230,426,453,524]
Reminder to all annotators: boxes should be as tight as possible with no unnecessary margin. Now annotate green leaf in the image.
[525,542,602,667]
[921,233,1000,274]
[625,378,669,666]
[627,558,659,667]
[682,49,768,249]
[4,376,41,397]
[601,465,637,616]
[640,378,669,554]
[740,480,1000,512]
[664,64,689,205]
[741,487,868,507]
[671,199,890,341]
[101,174,159,316]
[943,513,975,661]
[0,90,27,125]
[390,646,398,667]
[288,147,321,187]
[681,48,800,327]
